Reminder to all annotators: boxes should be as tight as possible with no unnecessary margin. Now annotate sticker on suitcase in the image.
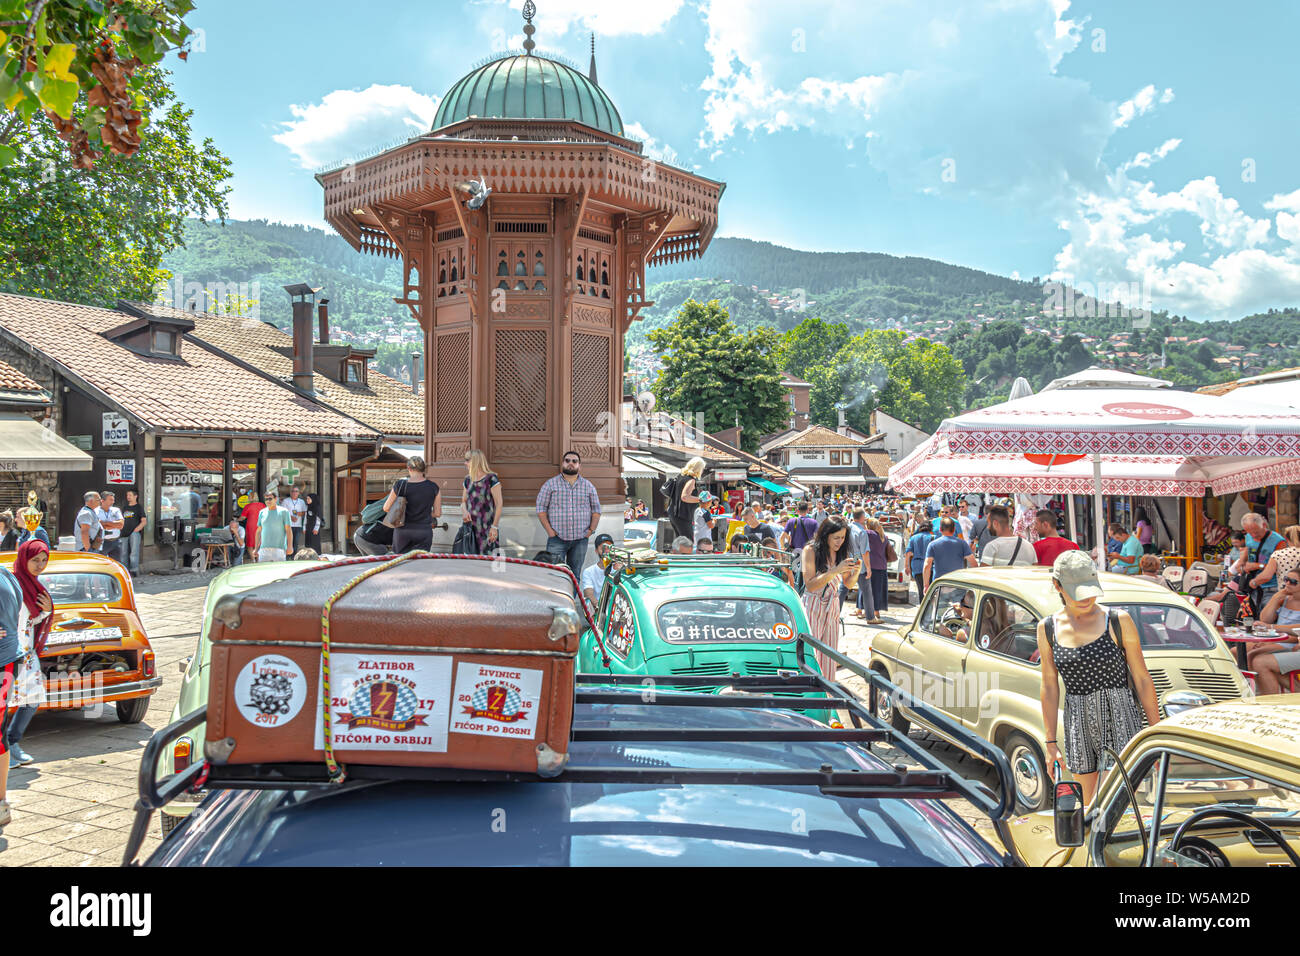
[314,654,454,752]
[450,663,544,739]
[234,654,308,727]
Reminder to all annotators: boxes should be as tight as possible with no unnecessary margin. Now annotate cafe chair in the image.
[1183,566,1210,599]
[1188,560,1221,591]
[1161,565,1184,591]
[1196,598,1221,626]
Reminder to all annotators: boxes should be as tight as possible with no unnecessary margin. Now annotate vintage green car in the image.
[579,550,832,718]
[156,559,324,835]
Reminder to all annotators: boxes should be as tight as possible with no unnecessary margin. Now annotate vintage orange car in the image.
[1,550,161,722]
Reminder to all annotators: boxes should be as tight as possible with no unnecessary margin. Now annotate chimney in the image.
[837,407,847,431]
[284,283,320,393]
[317,298,330,344]
[410,351,422,395]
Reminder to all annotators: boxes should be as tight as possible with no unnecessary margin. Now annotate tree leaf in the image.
[36,76,78,118]
[42,43,77,80]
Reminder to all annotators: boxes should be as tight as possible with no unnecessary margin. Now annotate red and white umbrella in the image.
[939,388,1300,458]
[890,387,1300,565]
[889,436,1300,498]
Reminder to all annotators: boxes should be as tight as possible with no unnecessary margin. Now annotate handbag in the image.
[885,539,898,562]
[381,479,407,529]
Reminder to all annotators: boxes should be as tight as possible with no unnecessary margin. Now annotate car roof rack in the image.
[121,631,1022,866]
[604,545,785,574]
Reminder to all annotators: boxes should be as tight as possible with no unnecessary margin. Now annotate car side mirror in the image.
[1054,778,1085,847]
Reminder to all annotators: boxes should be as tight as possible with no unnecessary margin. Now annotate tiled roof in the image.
[0,359,44,394]
[859,451,895,478]
[127,302,424,440]
[771,424,869,448]
[0,292,377,441]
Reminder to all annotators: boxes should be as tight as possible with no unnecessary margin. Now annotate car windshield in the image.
[40,572,123,605]
[1111,602,1218,651]
[656,598,795,643]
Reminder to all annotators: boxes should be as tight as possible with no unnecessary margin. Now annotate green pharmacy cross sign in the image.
[281,462,301,483]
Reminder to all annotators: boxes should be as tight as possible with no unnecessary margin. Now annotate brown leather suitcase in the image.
[204,555,583,777]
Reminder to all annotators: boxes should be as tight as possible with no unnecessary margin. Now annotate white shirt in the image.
[981,535,1033,567]
[96,505,123,540]
[282,496,308,528]
[957,513,974,540]
[581,563,606,600]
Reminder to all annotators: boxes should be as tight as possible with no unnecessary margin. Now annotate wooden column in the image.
[222,438,233,524]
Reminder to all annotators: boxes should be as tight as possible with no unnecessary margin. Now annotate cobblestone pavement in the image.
[0,570,217,867]
[0,574,1007,865]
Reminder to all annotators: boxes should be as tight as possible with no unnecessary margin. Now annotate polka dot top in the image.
[1047,609,1131,698]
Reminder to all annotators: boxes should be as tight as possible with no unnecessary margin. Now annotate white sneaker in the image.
[0,800,10,828]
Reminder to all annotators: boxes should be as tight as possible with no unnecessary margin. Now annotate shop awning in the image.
[789,474,874,485]
[0,414,93,472]
[386,443,426,460]
[748,476,785,494]
[621,454,664,480]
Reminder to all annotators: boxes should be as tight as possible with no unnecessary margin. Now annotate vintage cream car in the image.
[867,565,1249,811]
[1007,696,1300,867]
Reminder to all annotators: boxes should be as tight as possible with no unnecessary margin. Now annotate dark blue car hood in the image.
[149,703,1005,867]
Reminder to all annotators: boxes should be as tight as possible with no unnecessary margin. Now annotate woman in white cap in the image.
[1036,550,1160,806]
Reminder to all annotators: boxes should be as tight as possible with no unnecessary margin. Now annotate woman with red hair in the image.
[6,539,52,769]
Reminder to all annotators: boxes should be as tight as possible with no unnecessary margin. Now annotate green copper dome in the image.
[432,53,623,138]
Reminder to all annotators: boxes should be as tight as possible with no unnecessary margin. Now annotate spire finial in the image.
[522,1,536,55]
[588,31,598,84]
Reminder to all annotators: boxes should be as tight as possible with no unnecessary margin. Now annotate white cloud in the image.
[274,85,437,169]
[1264,188,1300,212]
[696,0,1109,202]
[1113,84,1174,128]
[1120,137,1180,171]
[625,120,681,166]
[693,0,1299,318]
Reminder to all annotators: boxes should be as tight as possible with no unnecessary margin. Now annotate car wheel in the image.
[116,696,150,724]
[870,666,910,734]
[1004,731,1050,812]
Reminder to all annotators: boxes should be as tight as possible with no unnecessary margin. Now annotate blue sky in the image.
[167,0,1300,320]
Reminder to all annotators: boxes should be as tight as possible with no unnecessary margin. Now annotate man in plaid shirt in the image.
[536,450,602,578]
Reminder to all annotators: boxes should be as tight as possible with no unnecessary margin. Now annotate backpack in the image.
[659,476,678,504]
[360,498,388,526]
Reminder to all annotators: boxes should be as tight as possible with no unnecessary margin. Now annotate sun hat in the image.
[1052,550,1104,601]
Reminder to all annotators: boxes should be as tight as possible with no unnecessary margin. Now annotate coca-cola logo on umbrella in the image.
[1102,402,1193,422]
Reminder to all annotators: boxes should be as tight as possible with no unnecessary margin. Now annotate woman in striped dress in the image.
[800,515,860,681]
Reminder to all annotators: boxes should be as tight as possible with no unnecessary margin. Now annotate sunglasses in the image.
[1285,577,1300,586]
[562,458,579,464]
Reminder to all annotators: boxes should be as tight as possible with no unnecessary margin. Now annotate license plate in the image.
[46,626,124,647]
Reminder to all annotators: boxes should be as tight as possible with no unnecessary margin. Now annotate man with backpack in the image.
[353,496,395,555]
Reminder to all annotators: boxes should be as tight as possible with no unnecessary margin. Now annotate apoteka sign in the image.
[1102,402,1193,422]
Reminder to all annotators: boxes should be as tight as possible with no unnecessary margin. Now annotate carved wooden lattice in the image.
[571,332,610,434]
[436,332,470,433]
[494,329,548,432]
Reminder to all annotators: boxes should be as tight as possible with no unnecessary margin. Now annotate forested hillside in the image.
[159,220,1300,389]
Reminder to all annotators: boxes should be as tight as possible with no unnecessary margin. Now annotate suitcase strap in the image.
[319,551,424,782]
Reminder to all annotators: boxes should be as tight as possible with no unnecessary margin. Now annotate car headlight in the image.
[1163,690,1212,717]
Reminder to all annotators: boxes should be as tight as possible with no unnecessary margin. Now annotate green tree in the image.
[807,330,966,433]
[647,298,789,453]
[0,0,197,167]
[776,316,852,379]
[0,66,229,305]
